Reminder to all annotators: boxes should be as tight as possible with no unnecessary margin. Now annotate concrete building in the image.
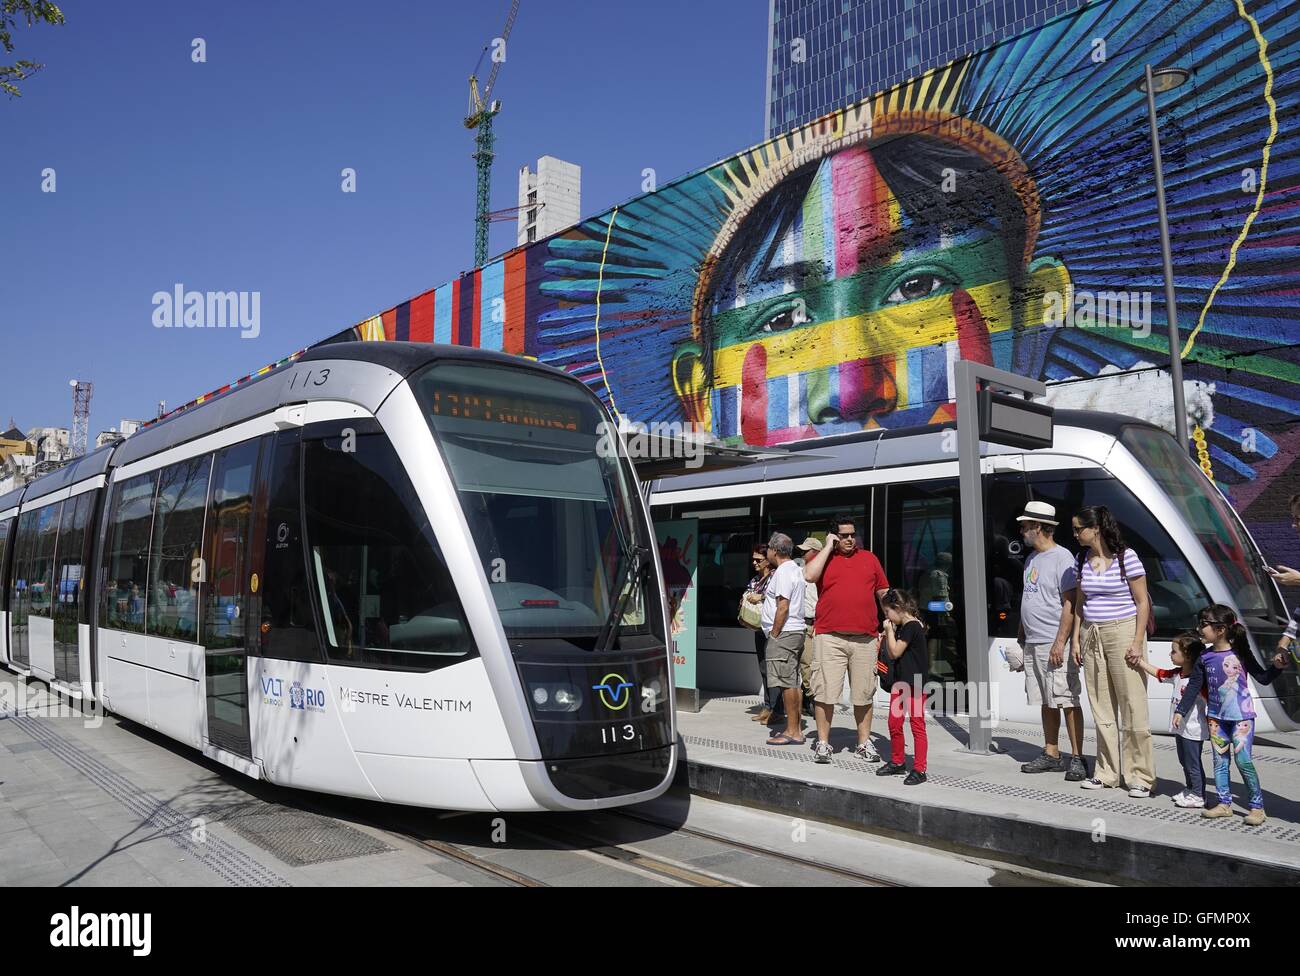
[26,426,72,465]
[517,156,581,246]
[95,418,146,449]
[765,0,1079,137]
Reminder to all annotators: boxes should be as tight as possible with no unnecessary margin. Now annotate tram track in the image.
[389,805,903,888]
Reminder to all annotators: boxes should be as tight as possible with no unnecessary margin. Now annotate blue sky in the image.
[2,1,767,434]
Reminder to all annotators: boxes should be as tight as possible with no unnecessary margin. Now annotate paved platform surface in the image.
[0,671,500,887]
[676,695,1300,884]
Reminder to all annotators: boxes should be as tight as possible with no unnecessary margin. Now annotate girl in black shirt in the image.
[878,589,929,785]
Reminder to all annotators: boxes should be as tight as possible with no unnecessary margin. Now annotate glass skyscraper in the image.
[766,0,1083,137]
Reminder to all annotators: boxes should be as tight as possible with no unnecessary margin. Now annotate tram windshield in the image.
[415,361,653,640]
[1120,425,1285,621]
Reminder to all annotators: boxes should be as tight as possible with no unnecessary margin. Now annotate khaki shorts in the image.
[765,629,805,689]
[1025,641,1082,708]
[799,629,816,691]
[812,633,878,706]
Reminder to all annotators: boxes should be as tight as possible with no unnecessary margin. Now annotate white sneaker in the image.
[1128,785,1153,799]
[855,741,881,762]
[813,740,833,764]
[1174,790,1206,809]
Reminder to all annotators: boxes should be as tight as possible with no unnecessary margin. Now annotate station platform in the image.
[675,694,1300,885]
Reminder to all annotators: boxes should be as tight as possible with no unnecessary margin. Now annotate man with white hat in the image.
[1016,500,1087,781]
[795,536,823,716]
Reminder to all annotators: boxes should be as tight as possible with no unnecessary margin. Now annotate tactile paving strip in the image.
[0,705,291,886]
[711,695,1300,765]
[214,803,393,867]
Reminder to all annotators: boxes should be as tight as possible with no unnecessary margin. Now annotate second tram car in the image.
[649,411,1297,734]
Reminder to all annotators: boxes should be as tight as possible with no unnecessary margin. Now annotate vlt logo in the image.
[592,673,634,711]
[260,675,283,706]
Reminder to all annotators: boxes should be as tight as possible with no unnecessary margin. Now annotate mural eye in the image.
[886,273,950,304]
[757,303,811,334]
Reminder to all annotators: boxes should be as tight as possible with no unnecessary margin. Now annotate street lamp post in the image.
[1139,64,1191,452]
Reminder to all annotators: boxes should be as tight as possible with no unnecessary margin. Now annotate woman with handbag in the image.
[1069,505,1156,797]
[741,544,775,723]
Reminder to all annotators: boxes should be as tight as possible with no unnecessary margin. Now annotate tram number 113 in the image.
[601,724,636,745]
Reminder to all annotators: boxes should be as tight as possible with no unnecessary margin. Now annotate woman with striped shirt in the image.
[1069,505,1155,797]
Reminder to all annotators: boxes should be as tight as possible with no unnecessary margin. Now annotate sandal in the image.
[766,733,803,745]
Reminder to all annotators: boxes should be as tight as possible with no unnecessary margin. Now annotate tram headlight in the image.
[528,683,583,713]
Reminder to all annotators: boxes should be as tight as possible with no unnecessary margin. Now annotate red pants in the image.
[888,684,928,772]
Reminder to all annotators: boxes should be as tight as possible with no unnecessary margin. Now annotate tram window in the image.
[302,433,476,671]
[147,456,211,643]
[415,361,659,642]
[204,440,260,650]
[0,517,11,603]
[1026,470,1212,638]
[9,511,38,664]
[53,493,92,683]
[985,472,1029,641]
[677,506,758,629]
[260,429,320,663]
[100,472,157,634]
[762,488,868,552]
[882,480,964,682]
[29,501,62,620]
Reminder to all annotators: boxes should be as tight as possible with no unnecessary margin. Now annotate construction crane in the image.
[465,0,520,268]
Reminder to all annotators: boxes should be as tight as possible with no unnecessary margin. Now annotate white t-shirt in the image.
[762,559,806,636]
[1159,667,1207,741]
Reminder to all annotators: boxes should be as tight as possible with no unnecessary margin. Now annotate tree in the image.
[2,0,65,98]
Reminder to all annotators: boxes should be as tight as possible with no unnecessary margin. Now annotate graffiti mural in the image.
[323,0,1300,566]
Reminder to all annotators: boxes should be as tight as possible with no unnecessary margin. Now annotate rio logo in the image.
[290,680,326,712]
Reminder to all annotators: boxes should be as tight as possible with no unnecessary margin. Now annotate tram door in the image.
[203,438,264,757]
[881,480,965,686]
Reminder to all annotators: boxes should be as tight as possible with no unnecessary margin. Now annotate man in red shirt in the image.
[803,515,890,763]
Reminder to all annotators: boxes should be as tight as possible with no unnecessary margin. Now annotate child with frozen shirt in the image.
[1178,604,1286,826]
[1131,631,1208,808]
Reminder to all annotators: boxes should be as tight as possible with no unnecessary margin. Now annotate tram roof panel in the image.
[112,342,581,469]
[19,444,117,504]
[300,340,577,381]
[649,409,1162,495]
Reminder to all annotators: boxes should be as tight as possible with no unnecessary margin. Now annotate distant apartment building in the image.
[517,156,581,246]
[95,418,145,449]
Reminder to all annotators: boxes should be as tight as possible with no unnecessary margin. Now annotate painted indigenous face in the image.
[673,138,1068,446]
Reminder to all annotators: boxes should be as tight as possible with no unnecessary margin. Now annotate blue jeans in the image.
[1175,736,1205,797]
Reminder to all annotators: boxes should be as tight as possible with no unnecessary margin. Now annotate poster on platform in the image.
[655,519,698,700]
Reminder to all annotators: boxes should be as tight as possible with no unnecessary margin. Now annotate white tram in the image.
[0,343,676,811]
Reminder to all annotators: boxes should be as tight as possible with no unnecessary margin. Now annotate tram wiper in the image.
[596,544,651,654]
